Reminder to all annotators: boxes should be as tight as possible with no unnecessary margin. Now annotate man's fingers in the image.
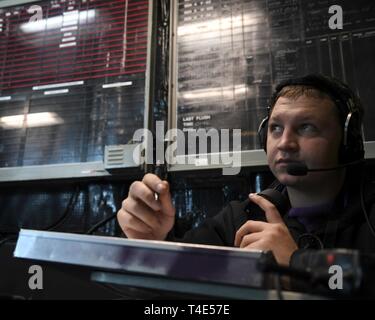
[239,232,263,248]
[129,180,161,211]
[234,220,268,247]
[123,226,155,240]
[142,173,165,194]
[118,209,153,234]
[138,174,175,218]
[243,240,267,251]
[249,193,284,224]
[122,197,160,229]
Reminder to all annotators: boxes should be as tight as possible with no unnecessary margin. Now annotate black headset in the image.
[257,74,365,164]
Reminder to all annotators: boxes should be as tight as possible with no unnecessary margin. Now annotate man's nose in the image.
[277,128,299,152]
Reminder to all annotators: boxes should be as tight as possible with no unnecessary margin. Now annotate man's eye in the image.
[299,124,317,133]
[269,124,283,133]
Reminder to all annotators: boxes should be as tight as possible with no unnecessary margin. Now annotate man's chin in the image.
[274,172,303,186]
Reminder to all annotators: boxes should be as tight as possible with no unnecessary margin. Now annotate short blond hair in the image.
[273,85,332,105]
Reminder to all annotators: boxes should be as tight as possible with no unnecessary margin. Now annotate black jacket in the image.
[170,175,375,296]
[177,182,375,253]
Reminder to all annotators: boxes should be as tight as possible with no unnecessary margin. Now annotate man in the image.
[117,74,375,269]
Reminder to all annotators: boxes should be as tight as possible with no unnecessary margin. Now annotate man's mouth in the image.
[276,159,300,165]
[275,159,304,171]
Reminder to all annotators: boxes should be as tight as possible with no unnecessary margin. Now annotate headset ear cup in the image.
[341,111,364,163]
[257,116,269,152]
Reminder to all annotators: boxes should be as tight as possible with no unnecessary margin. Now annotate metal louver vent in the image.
[104,144,140,169]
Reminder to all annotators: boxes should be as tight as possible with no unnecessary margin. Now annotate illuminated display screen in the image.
[0,0,148,89]
[0,0,149,168]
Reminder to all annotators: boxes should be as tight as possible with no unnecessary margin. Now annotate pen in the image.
[154,160,167,201]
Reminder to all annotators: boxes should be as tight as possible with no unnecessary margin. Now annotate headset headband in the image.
[269,74,358,116]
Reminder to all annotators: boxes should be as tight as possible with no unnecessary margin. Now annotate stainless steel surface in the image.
[0,161,110,182]
[14,229,273,289]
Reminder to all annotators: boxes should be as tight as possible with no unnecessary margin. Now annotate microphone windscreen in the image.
[245,188,289,220]
[286,163,308,176]
[257,188,289,215]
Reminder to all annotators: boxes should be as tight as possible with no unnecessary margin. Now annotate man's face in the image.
[266,94,343,189]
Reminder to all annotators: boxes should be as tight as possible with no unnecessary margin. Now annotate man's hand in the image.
[117,173,176,241]
[234,193,298,266]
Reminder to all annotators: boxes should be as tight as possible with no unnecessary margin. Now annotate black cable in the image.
[0,293,25,300]
[0,187,79,237]
[359,166,375,239]
[274,273,284,300]
[44,185,80,231]
[262,262,313,282]
[86,212,118,235]
[0,235,18,248]
[86,186,119,235]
